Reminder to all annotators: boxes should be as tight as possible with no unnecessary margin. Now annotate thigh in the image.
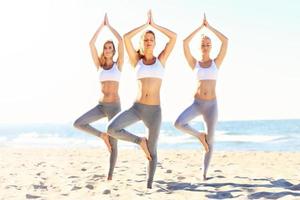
[106,104,121,121]
[175,101,201,124]
[75,104,106,124]
[108,106,140,130]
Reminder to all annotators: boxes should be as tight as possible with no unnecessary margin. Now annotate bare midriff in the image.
[136,78,162,105]
[100,81,120,103]
[194,80,217,100]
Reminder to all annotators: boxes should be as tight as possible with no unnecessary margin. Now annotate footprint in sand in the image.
[177,176,186,180]
[26,194,41,199]
[68,176,79,179]
[6,185,21,190]
[103,189,111,194]
[35,162,46,167]
[91,174,105,179]
[85,184,94,190]
[71,186,82,191]
[32,182,47,190]
[166,169,172,173]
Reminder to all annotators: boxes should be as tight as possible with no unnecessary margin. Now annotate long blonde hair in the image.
[99,40,116,68]
[137,30,155,60]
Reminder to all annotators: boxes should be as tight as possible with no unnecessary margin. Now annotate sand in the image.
[1,148,300,200]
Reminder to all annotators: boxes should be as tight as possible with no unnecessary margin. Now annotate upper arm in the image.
[117,39,124,71]
[183,40,196,69]
[123,34,139,67]
[89,43,100,69]
[214,39,228,68]
[158,34,177,66]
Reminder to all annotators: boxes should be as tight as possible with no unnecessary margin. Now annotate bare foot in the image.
[198,133,209,153]
[140,137,152,161]
[100,133,112,153]
[203,174,207,181]
[107,175,112,181]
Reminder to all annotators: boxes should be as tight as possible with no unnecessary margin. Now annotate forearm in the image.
[124,23,148,39]
[90,25,103,44]
[151,23,176,39]
[183,25,203,43]
[207,25,228,42]
[108,25,122,42]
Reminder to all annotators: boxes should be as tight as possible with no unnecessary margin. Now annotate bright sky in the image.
[0,0,300,123]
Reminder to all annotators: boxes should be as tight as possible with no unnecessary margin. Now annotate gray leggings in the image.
[107,102,161,188]
[73,102,121,177]
[174,98,218,176]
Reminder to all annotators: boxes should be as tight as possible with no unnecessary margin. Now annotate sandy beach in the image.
[1,148,300,200]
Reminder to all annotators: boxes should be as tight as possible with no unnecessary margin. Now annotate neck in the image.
[105,59,114,66]
[201,55,211,62]
[143,52,154,61]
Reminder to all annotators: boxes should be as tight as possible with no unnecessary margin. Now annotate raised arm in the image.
[149,11,177,66]
[105,14,124,71]
[89,19,105,69]
[204,14,228,68]
[183,24,204,69]
[123,19,148,67]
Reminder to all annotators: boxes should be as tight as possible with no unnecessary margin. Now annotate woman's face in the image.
[200,37,212,55]
[103,42,115,58]
[143,33,155,52]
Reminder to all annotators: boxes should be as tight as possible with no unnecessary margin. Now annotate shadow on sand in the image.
[154,177,300,199]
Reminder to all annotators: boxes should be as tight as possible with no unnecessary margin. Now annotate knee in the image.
[110,139,118,151]
[150,151,157,161]
[73,119,84,129]
[206,135,215,147]
[174,119,183,129]
[148,146,158,159]
[107,122,118,136]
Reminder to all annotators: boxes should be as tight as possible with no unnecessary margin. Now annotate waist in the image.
[195,83,216,99]
[136,93,160,105]
[194,97,217,104]
[133,101,161,108]
[98,101,121,106]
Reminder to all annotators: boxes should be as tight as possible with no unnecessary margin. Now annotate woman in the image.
[174,14,228,180]
[73,14,124,181]
[107,10,176,189]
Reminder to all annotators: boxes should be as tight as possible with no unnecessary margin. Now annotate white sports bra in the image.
[136,58,165,80]
[194,60,218,81]
[99,62,121,82]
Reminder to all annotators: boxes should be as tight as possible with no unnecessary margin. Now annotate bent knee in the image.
[174,119,184,129]
[107,122,118,135]
[73,119,84,129]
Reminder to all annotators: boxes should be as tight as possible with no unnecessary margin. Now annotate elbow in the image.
[172,33,177,41]
[183,39,188,47]
[123,33,129,40]
[223,37,229,43]
[89,41,95,47]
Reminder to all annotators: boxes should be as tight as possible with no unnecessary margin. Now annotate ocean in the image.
[0,119,299,151]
